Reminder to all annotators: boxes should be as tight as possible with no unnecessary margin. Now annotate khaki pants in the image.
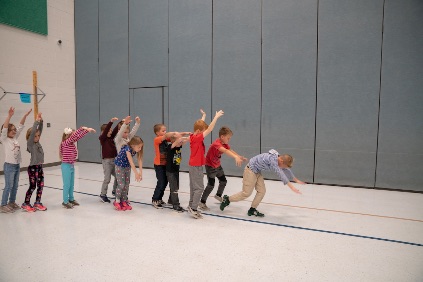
[229,166,266,208]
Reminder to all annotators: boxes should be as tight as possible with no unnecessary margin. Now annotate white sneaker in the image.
[214,195,223,202]
[198,202,210,211]
[187,206,199,219]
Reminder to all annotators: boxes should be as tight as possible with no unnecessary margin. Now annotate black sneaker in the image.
[112,190,116,196]
[220,195,230,211]
[152,200,163,209]
[100,195,111,203]
[69,200,80,206]
[173,206,186,213]
[247,208,265,217]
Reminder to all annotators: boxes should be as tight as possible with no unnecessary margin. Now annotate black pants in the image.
[25,165,44,204]
[200,165,227,203]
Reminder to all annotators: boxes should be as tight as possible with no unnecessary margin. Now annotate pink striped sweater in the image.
[60,128,88,164]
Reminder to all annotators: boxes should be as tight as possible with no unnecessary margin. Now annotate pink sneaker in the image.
[21,203,36,212]
[34,202,47,211]
[121,201,132,211]
[113,201,123,211]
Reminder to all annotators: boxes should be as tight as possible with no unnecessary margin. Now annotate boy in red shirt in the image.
[188,109,224,219]
[198,126,247,211]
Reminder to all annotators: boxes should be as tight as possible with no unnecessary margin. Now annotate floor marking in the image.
[43,185,423,248]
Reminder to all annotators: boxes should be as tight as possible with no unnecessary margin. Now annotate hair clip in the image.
[64,127,73,135]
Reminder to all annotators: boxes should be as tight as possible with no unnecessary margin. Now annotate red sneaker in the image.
[21,203,36,212]
[122,201,132,211]
[34,202,47,211]
[113,201,123,211]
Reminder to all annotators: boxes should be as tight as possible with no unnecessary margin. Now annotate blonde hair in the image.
[128,136,144,159]
[26,127,41,140]
[193,120,208,132]
[280,154,294,168]
[219,126,233,137]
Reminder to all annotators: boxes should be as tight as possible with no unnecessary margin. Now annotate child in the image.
[22,112,46,212]
[187,109,224,219]
[0,107,32,213]
[114,115,141,154]
[220,149,305,217]
[198,126,247,211]
[166,134,190,212]
[60,126,96,209]
[99,117,119,203]
[151,123,188,209]
[113,136,143,211]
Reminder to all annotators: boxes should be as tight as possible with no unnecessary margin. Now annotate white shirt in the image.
[1,124,24,164]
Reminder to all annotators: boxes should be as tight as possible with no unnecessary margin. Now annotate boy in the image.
[198,126,247,211]
[220,149,305,217]
[98,117,119,203]
[166,134,190,212]
[151,124,189,208]
[188,109,224,219]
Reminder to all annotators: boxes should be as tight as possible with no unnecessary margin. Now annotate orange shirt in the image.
[153,136,168,165]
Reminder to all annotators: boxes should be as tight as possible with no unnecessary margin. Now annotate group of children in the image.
[1,107,305,218]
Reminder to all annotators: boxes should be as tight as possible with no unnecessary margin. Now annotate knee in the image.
[207,177,216,187]
[217,175,227,185]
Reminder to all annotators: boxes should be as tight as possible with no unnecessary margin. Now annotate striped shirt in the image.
[60,128,88,164]
[248,149,295,185]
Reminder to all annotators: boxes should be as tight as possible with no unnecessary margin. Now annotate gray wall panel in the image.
[129,0,168,88]
[315,0,383,186]
[75,0,100,162]
[169,0,212,171]
[131,88,164,168]
[262,0,317,182]
[376,0,423,190]
[99,0,129,122]
[213,0,262,175]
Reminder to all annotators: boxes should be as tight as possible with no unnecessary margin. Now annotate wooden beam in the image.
[33,71,38,120]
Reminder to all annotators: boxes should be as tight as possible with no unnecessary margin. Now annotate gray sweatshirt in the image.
[27,120,44,166]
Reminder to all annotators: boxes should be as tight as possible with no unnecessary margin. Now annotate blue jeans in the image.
[61,163,75,204]
[152,165,168,201]
[1,163,20,206]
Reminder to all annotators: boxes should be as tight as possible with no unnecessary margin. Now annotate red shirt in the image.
[189,133,205,166]
[205,138,230,168]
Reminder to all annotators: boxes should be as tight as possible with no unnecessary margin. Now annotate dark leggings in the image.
[25,165,44,204]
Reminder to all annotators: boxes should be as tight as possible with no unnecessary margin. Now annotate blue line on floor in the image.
[44,185,423,247]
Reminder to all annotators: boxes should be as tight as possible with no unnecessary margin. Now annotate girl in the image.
[113,136,143,211]
[0,107,32,213]
[22,112,46,212]
[60,126,96,209]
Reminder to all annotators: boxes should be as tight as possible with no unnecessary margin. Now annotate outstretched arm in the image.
[202,110,224,138]
[200,109,206,121]
[2,107,14,136]
[171,136,189,148]
[218,147,247,167]
[20,108,32,125]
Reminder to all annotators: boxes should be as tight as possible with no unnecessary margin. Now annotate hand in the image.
[200,109,206,115]
[8,107,15,117]
[297,180,306,185]
[24,108,33,117]
[110,117,118,122]
[135,116,141,124]
[215,110,224,118]
[182,132,192,136]
[288,183,302,195]
[82,127,96,133]
[234,156,242,167]
[123,116,131,125]
[241,156,248,162]
[37,113,42,121]
[134,172,141,182]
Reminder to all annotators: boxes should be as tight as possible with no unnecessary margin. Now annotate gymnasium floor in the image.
[0,162,422,281]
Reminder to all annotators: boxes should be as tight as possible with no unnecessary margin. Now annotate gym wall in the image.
[75,0,423,192]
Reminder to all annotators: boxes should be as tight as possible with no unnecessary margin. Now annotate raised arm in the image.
[203,110,224,138]
[27,117,42,151]
[200,109,206,121]
[115,116,131,144]
[129,116,141,139]
[99,117,117,141]
[20,108,32,125]
[171,136,189,148]
[1,107,14,141]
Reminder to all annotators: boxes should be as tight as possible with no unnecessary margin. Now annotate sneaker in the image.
[247,208,265,217]
[34,202,47,211]
[8,202,21,210]
[160,200,172,207]
[62,202,74,209]
[113,201,123,211]
[198,202,210,211]
[121,201,132,211]
[214,195,223,202]
[196,209,204,219]
[69,200,80,206]
[220,195,230,211]
[0,205,14,213]
[173,206,186,213]
[21,203,36,212]
[187,206,200,219]
[100,195,111,203]
[112,190,116,196]
[152,200,163,209]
